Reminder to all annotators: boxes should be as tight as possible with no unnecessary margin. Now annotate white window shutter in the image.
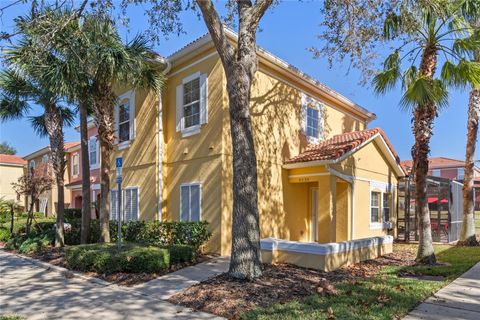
[318,103,325,139]
[300,93,307,134]
[200,73,208,125]
[114,105,119,144]
[132,188,138,221]
[176,85,184,132]
[129,92,136,139]
[180,186,189,221]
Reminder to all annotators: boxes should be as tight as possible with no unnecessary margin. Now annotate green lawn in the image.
[242,244,480,320]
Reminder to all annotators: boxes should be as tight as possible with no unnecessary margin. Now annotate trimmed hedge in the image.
[64,208,82,220]
[166,244,196,264]
[65,220,211,251]
[65,243,169,274]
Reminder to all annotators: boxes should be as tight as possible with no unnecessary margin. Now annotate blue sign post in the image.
[116,157,123,249]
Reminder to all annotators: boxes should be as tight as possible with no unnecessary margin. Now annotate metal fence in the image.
[396,176,463,243]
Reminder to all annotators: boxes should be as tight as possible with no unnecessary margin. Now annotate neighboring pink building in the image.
[65,120,101,218]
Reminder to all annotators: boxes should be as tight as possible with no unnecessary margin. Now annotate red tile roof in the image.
[64,141,80,151]
[285,128,401,165]
[401,157,469,173]
[0,154,26,166]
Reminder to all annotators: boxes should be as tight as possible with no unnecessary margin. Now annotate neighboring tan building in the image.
[0,154,26,205]
[107,29,405,255]
[23,141,80,216]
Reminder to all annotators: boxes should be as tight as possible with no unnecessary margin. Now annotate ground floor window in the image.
[383,193,391,222]
[110,187,139,221]
[180,183,201,222]
[370,191,381,223]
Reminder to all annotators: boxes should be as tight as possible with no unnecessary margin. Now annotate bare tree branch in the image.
[250,0,273,28]
[195,0,235,67]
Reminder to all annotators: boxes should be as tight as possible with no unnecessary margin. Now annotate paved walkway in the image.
[133,256,229,299]
[405,262,480,320]
[0,250,226,319]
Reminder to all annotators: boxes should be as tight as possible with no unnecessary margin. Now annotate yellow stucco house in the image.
[109,29,405,266]
[0,154,26,205]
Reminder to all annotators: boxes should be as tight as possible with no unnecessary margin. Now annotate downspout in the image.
[326,165,355,241]
[154,57,171,221]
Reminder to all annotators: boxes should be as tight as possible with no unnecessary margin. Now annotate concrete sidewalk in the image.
[404,262,480,320]
[132,256,229,299]
[0,250,225,319]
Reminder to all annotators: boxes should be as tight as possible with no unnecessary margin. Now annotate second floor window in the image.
[118,103,130,143]
[42,154,49,163]
[457,168,465,180]
[89,137,99,168]
[306,107,319,138]
[176,72,208,137]
[432,169,441,177]
[72,153,79,176]
[301,93,324,142]
[183,78,200,128]
[115,90,135,147]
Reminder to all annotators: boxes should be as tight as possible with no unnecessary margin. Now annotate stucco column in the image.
[316,175,336,243]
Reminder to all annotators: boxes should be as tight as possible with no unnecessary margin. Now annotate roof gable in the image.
[284,128,405,177]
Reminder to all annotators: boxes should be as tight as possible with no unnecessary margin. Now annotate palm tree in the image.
[373,0,480,263]
[0,70,75,246]
[0,197,21,234]
[70,15,164,242]
[459,2,480,245]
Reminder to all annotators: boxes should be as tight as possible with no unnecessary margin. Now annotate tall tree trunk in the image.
[412,45,437,264]
[79,101,92,244]
[196,0,272,279]
[45,105,66,247]
[10,205,15,234]
[460,87,480,245]
[93,84,115,243]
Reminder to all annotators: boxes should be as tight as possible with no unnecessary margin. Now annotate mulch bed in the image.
[169,247,419,319]
[19,246,213,286]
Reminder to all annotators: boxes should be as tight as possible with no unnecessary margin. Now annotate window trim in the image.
[370,190,381,227]
[382,192,392,223]
[176,72,208,138]
[124,186,140,222]
[301,93,324,143]
[110,186,140,221]
[115,90,136,150]
[179,182,202,222]
[71,152,79,177]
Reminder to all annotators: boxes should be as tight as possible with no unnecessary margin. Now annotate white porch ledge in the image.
[260,236,393,272]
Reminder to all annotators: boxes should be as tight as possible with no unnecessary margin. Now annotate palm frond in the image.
[59,107,76,127]
[0,94,30,121]
[373,67,401,95]
[383,12,402,40]
[400,77,449,112]
[402,66,418,90]
[28,114,48,137]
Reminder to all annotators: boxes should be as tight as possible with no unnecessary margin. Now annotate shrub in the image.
[18,235,52,254]
[64,220,211,251]
[0,227,10,242]
[65,243,170,274]
[166,244,196,264]
[64,208,82,220]
[123,221,211,250]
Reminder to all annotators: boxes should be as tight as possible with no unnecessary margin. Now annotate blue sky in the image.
[0,1,473,161]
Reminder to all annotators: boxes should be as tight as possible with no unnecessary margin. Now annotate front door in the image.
[311,187,318,242]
